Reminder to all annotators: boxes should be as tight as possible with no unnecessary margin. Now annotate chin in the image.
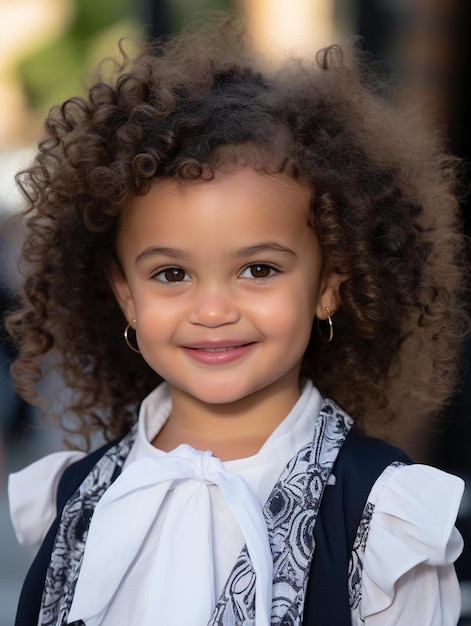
[178,383,254,407]
[196,391,248,406]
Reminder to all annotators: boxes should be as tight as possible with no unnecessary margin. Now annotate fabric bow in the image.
[68,444,273,626]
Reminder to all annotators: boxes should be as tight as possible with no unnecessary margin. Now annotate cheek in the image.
[256,286,317,339]
[135,299,176,341]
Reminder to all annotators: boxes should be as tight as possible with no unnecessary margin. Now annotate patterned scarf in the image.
[39,400,366,626]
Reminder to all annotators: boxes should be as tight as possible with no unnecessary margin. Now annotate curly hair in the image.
[5,16,467,447]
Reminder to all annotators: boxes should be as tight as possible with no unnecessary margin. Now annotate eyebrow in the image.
[234,242,297,258]
[135,241,297,265]
[136,246,186,265]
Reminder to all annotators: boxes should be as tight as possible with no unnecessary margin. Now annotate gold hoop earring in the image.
[124,318,140,353]
[317,307,334,343]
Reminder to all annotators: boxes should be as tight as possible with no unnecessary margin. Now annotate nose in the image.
[187,283,240,327]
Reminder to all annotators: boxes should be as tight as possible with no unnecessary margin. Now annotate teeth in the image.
[203,346,236,352]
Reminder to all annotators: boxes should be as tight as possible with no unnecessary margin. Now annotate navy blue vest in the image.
[14,430,411,626]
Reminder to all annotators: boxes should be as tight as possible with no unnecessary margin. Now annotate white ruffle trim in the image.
[361,463,464,621]
[8,450,86,546]
[8,448,465,624]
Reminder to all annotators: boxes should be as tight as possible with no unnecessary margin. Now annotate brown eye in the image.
[240,264,277,279]
[251,264,271,278]
[155,267,190,282]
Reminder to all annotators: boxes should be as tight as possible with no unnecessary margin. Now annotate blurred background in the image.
[0,0,470,623]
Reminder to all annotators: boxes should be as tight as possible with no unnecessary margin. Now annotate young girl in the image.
[6,16,466,626]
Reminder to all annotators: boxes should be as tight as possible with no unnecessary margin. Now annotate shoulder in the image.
[336,428,412,469]
[8,438,124,547]
[366,461,465,558]
[8,449,86,547]
[12,436,129,626]
[303,429,412,624]
[359,462,464,622]
[332,429,412,540]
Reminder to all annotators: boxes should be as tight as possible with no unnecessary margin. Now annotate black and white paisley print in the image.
[39,429,137,626]
[347,461,407,626]
[39,400,373,626]
[208,402,351,626]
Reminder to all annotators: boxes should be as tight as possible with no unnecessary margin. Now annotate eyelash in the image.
[152,263,279,283]
[153,267,191,283]
[239,264,279,280]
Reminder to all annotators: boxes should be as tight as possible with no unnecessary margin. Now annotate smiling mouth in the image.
[197,346,238,352]
[183,342,254,350]
[181,342,256,364]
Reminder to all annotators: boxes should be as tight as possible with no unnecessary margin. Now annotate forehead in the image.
[121,167,312,231]
[115,167,318,267]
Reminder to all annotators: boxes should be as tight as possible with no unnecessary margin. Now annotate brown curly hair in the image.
[5,16,467,447]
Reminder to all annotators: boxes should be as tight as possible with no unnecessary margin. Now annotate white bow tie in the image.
[68,444,273,626]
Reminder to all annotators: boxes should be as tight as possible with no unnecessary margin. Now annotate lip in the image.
[180,341,257,365]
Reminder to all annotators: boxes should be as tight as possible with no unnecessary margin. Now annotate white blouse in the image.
[9,382,464,625]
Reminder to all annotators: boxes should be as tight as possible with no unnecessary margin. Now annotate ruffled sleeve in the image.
[361,463,465,625]
[8,450,86,547]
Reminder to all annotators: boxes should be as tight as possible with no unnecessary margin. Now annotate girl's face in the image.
[111,167,342,414]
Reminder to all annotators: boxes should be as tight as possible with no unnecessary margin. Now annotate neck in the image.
[152,381,302,461]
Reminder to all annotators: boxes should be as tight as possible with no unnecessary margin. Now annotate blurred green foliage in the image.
[170,0,235,30]
[16,0,236,114]
[17,0,140,112]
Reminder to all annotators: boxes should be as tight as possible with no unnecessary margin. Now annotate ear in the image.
[315,264,347,319]
[107,261,136,323]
